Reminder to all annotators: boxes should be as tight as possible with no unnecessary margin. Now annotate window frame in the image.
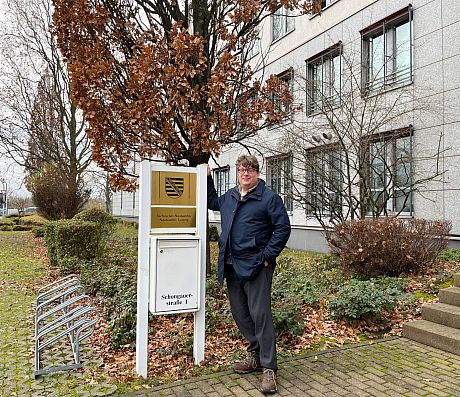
[306,43,342,115]
[272,6,295,42]
[266,154,293,212]
[270,68,294,122]
[365,128,413,217]
[246,37,260,60]
[213,165,231,196]
[305,144,343,218]
[361,6,413,94]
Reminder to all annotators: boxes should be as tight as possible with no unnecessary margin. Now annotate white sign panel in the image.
[136,163,207,377]
[149,236,200,314]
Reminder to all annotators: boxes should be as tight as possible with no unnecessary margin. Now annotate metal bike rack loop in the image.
[34,275,99,378]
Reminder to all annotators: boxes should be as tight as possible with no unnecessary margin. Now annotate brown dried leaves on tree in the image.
[52,0,321,190]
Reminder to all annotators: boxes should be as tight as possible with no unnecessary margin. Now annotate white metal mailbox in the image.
[149,235,201,314]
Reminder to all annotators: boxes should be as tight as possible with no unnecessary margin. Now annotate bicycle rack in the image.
[34,275,100,378]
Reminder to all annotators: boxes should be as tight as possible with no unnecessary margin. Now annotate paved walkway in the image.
[121,337,460,397]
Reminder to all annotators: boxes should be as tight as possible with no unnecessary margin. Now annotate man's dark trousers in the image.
[225,264,277,370]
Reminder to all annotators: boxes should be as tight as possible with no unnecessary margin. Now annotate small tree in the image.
[8,195,33,221]
[26,165,90,220]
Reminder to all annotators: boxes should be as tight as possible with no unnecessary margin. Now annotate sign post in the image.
[136,162,207,378]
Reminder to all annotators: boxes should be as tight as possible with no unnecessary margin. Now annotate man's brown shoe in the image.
[260,368,277,394]
[232,355,262,374]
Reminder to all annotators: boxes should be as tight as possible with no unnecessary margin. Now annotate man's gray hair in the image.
[236,155,260,172]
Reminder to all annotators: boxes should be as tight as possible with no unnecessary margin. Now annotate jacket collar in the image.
[231,179,265,201]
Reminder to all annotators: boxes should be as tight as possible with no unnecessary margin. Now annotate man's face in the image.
[237,165,260,191]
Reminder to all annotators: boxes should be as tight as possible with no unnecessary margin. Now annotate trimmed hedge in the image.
[44,219,102,269]
[74,209,116,257]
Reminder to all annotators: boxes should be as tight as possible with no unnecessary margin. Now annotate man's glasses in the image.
[238,168,257,174]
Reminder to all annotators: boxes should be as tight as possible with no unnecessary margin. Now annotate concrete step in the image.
[454,274,460,288]
[422,303,460,329]
[403,320,460,355]
[439,287,460,307]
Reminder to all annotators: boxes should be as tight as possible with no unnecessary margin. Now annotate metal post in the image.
[136,160,151,378]
[193,164,207,364]
[0,179,6,217]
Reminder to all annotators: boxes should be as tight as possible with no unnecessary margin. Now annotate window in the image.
[271,69,294,116]
[213,166,230,196]
[362,7,413,92]
[247,38,260,59]
[306,44,342,114]
[367,132,413,215]
[305,146,342,217]
[267,155,293,211]
[321,0,339,9]
[272,7,294,41]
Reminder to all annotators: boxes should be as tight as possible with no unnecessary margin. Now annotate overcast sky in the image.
[0,0,30,197]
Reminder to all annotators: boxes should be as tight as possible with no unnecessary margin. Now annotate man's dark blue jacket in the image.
[207,175,291,284]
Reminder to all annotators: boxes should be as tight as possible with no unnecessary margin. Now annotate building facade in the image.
[112,0,460,252]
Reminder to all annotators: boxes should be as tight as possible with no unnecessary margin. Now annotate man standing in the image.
[207,154,291,394]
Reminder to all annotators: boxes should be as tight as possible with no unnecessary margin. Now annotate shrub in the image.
[208,225,220,242]
[326,218,451,277]
[54,220,101,261]
[271,257,344,336]
[328,277,409,322]
[272,295,304,336]
[0,225,13,231]
[21,214,46,227]
[33,226,46,238]
[74,208,116,233]
[44,219,101,266]
[44,221,59,266]
[5,213,19,221]
[74,209,116,257]
[11,225,31,231]
[0,218,14,226]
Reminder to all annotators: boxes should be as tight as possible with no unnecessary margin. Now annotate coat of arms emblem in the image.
[165,177,184,198]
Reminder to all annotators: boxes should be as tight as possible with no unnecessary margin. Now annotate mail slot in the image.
[149,236,200,314]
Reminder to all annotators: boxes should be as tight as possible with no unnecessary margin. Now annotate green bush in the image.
[44,221,58,266]
[33,226,46,237]
[54,220,101,261]
[5,213,19,221]
[45,219,101,266]
[0,218,14,226]
[11,224,31,231]
[327,218,451,277]
[272,295,304,336]
[328,277,409,322]
[21,214,46,227]
[74,208,116,231]
[74,209,116,257]
[0,225,13,231]
[208,225,220,242]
